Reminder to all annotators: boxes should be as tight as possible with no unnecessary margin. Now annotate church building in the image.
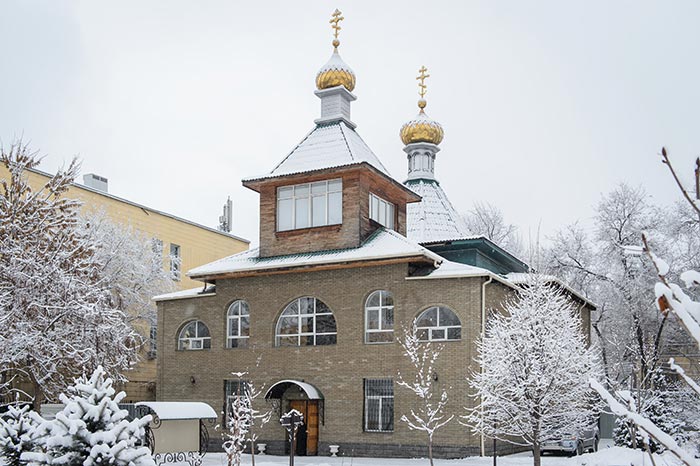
[154,11,593,458]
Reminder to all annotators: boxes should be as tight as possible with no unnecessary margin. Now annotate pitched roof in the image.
[506,273,596,308]
[187,228,442,280]
[244,121,390,182]
[406,259,514,287]
[405,178,472,244]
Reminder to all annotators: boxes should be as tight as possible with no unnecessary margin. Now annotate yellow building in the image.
[0,165,249,401]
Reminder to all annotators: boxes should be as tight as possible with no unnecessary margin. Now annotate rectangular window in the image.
[369,193,395,230]
[169,243,181,281]
[364,378,394,432]
[277,179,342,231]
[147,326,157,359]
[224,379,251,420]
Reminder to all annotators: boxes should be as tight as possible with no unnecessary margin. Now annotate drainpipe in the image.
[480,274,493,457]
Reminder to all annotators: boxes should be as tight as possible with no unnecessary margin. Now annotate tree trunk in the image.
[30,375,43,413]
[428,435,434,466]
[532,442,541,466]
[250,439,256,466]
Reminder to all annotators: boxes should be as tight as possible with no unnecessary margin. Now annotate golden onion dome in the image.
[400,100,444,145]
[316,47,356,92]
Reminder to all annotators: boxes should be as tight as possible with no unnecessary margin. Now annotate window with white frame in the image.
[415,306,461,342]
[169,243,181,281]
[277,179,342,231]
[275,297,337,346]
[365,290,394,343]
[226,300,250,348]
[177,320,211,350]
[369,193,395,230]
[364,378,394,432]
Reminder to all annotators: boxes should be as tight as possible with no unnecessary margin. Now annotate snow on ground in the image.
[198,445,685,466]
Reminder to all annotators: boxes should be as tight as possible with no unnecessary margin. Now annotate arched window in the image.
[227,300,250,348]
[365,290,394,343]
[275,297,337,346]
[415,306,461,342]
[178,320,211,350]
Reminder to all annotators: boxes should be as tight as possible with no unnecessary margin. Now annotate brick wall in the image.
[157,263,491,457]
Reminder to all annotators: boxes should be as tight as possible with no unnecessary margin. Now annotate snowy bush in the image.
[21,366,154,466]
[220,374,252,466]
[0,405,43,466]
[464,275,602,466]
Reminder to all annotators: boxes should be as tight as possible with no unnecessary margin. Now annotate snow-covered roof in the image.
[153,286,216,302]
[187,228,442,280]
[265,380,323,400]
[406,259,512,287]
[405,179,473,244]
[244,121,389,182]
[507,273,596,308]
[135,402,217,420]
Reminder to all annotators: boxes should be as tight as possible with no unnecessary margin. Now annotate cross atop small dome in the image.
[316,9,356,92]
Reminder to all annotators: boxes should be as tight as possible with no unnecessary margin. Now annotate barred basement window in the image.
[364,378,394,432]
[177,320,211,350]
[416,306,461,342]
[277,179,342,231]
[226,300,250,348]
[365,290,394,344]
[369,193,395,230]
[224,379,251,420]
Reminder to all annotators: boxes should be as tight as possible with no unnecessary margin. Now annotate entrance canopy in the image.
[135,401,217,420]
[264,380,323,400]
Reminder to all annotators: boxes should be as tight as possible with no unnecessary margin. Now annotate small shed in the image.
[135,402,217,466]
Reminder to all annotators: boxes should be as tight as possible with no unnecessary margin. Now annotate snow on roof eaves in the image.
[153,286,216,302]
[187,228,443,279]
[135,402,217,420]
[507,273,596,308]
[243,121,390,182]
[406,260,513,287]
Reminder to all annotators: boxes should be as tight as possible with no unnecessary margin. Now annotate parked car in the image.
[541,427,600,456]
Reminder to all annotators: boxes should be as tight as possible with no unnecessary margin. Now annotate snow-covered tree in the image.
[246,381,272,466]
[590,148,700,466]
[463,201,523,257]
[220,372,252,466]
[0,405,43,466]
[397,324,453,466]
[21,365,154,466]
[612,368,687,452]
[546,184,673,386]
[0,141,140,411]
[464,276,602,466]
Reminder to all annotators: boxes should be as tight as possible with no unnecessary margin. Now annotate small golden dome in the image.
[400,109,444,145]
[316,50,356,92]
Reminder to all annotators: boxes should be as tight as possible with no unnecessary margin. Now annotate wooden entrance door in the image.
[289,400,319,455]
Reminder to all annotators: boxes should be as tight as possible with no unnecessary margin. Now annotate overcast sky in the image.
[2,1,699,248]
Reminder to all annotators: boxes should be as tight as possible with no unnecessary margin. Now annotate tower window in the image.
[369,193,395,230]
[277,179,342,231]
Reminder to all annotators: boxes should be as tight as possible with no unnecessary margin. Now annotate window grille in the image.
[364,378,394,432]
[224,379,251,419]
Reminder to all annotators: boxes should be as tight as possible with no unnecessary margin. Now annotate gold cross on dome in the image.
[416,66,430,99]
[330,9,344,39]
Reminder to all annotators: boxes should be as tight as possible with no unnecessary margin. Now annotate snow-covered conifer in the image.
[0,404,43,466]
[0,142,140,410]
[464,275,601,466]
[21,366,154,466]
[397,324,453,466]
